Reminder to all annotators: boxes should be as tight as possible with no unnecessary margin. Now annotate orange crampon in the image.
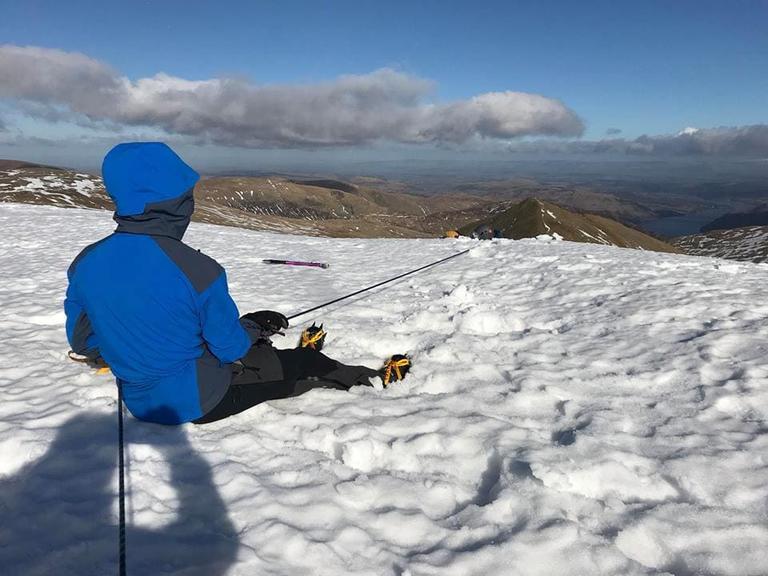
[381,355,411,387]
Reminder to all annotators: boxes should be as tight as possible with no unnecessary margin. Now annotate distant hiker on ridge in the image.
[64,142,409,425]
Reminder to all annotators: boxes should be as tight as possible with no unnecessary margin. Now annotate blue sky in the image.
[1,0,767,169]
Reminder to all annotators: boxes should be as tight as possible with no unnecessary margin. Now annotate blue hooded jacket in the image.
[64,143,254,424]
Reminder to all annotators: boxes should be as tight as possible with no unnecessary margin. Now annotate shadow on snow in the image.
[0,410,239,576]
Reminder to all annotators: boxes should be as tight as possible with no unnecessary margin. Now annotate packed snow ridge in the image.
[1,203,767,576]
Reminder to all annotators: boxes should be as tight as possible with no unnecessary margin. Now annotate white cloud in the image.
[0,45,584,148]
[420,92,584,142]
[505,125,768,157]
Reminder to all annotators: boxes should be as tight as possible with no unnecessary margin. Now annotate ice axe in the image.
[263,259,329,269]
[286,249,471,321]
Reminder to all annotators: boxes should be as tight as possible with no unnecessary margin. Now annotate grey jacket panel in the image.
[151,236,223,294]
[71,310,98,357]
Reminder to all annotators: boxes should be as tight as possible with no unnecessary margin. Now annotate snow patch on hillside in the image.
[1,203,767,576]
[0,172,101,196]
[675,226,768,263]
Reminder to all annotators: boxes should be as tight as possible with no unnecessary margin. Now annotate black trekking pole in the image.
[66,352,127,574]
[286,249,471,321]
[117,382,127,576]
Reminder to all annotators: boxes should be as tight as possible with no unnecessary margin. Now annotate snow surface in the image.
[1,203,768,576]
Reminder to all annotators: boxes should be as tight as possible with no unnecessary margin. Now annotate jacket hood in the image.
[103,142,200,240]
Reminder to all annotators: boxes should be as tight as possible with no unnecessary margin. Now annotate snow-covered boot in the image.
[381,354,411,387]
[299,323,327,352]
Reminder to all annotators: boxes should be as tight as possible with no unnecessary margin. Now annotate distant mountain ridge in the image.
[288,179,359,194]
[0,160,689,255]
[701,205,768,232]
[0,161,497,238]
[0,159,61,170]
[460,198,679,253]
[195,175,497,237]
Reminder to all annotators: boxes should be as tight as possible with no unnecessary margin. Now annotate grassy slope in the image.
[461,198,679,253]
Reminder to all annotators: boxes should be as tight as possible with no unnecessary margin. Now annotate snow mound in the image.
[1,203,767,576]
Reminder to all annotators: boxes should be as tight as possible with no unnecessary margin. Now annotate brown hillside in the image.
[1,164,490,238]
[460,198,679,253]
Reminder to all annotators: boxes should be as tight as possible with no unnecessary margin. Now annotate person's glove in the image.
[240,310,289,343]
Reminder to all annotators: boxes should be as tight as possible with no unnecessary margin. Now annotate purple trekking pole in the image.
[263,259,330,269]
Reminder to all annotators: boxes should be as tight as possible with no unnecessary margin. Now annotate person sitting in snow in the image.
[64,142,408,425]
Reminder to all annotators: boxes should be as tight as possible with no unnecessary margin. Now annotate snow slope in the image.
[1,203,767,576]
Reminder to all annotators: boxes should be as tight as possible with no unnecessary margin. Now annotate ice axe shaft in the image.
[263,259,329,269]
[287,249,471,321]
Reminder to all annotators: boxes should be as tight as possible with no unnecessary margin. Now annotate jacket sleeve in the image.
[64,281,100,357]
[198,271,252,363]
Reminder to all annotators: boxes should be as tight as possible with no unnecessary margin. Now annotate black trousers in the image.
[193,345,380,424]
